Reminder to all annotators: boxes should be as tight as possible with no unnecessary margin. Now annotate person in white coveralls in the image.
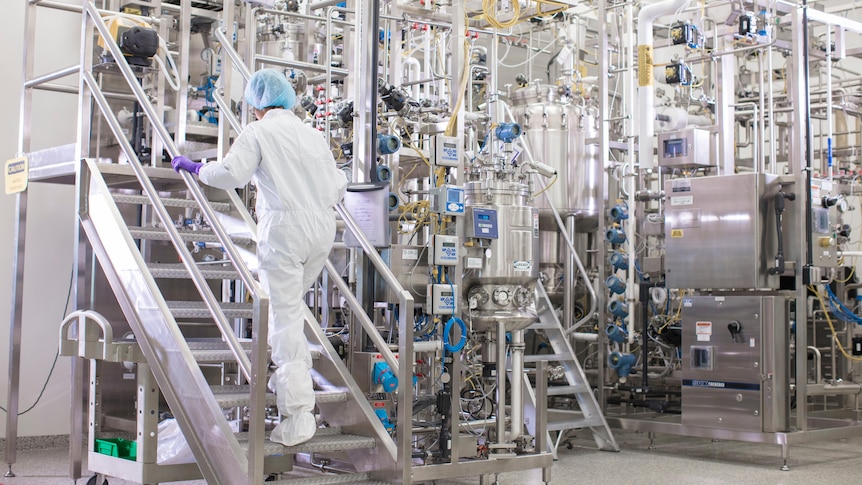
[172,68,348,446]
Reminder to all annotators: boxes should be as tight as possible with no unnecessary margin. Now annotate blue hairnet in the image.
[245,69,296,110]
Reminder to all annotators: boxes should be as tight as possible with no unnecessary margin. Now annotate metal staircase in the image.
[519,284,619,458]
[49,2,402,483]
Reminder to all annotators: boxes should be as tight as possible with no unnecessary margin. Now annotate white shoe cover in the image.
[269,411,316,446]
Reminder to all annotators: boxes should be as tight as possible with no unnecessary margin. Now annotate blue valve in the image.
[372,361,399,392]
[605,275,626,295]
[495,123,522,143]
[605,227,626,245]
[608,351,636,378]
[609,204,629,222]
[378,134,402,155]
[376,164,392,181]
[608,300,629,319]
[374,408,395,432]
[606,323,627,343]
[609,252,628,271]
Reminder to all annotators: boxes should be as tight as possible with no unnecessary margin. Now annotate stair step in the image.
[167,300,254,319]
[112,193,231,212]
[268,472,390,485]
[547,409,603,431]
[546,385,590,396]
[237,428,375,455]
[524,353,574,363]
[128,226,253,246]
[149,263,240,279]
[211,385,348,408]
[186,340,321,364]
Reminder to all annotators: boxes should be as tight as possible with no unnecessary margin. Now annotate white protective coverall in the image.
[199,108,347,445]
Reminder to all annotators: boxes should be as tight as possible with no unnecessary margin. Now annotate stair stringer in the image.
[302,306,398,478]
[78,159,248,484]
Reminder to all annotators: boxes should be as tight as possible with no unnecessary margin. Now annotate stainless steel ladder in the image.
[520,284,619,458]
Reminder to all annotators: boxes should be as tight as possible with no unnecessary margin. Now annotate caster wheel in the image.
[86,476,108,485]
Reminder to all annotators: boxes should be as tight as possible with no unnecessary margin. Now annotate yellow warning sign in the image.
[671,229,684,238]
[638,45,653,87]
[5,157,28,195]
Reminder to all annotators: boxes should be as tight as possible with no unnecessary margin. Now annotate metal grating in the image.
[237,430,375,456]
[267,472,394,485]
[166,300,254,319]
[212,386,348,407]
[190,347,319,364]
[148,263,239,279]
[128,226,253,246]
[112,193,231,212]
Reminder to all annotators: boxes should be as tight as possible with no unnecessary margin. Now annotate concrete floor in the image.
[2,430,862,484]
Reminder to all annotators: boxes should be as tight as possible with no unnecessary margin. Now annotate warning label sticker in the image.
[671,229,684,238]
[696,321,712,342]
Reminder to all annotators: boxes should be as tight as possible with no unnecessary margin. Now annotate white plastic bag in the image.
[156,419,195,465]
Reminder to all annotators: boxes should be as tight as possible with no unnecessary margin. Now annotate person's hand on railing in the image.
[171,155,202,175]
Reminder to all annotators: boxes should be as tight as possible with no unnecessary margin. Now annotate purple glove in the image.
[171,156,202,175]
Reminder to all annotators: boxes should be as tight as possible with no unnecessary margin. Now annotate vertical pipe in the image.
[5,194,27,479]
[69,3,96,480]
[535,360,550,483]
[626,0,637,347]
[757,51,766,173]
[790,4,811,432]
[563,216,575,329]
[219,0,237,161]
[175,0,191,147]
[716,57,736,173]
[496,320,507,445]
[6,1,38,476]
[826,25,833,181]
[768,44,776,173]
[509,330,524,440]
[597,0,611,410]
[356,0,380,182]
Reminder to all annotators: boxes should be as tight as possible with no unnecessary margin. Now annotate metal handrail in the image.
[83,72,254,382]
[86,3,261,299]
[213,8,413,479]
[208,36,410,374]
[84,2,260,382]
[335,204,412,300]
[323,260,399,374]
[213,27,252,82]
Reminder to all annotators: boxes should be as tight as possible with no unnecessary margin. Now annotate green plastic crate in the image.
[94,438,137,461]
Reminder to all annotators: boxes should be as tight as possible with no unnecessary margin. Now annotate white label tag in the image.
[402,248,419,260]
[670,195,693,206]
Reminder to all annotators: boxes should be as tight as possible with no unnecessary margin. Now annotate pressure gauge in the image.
[838,198,850,213]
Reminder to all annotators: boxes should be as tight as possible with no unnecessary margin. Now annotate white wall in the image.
[1,1,81,438]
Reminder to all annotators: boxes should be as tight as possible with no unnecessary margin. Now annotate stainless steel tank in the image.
[509,84,602,229]
[462,178,539,332]
[509,84,602,301]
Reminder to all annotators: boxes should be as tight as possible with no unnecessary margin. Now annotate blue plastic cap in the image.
[245,68,296,110]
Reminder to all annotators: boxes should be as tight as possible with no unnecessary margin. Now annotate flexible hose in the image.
[443,316,467,352]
